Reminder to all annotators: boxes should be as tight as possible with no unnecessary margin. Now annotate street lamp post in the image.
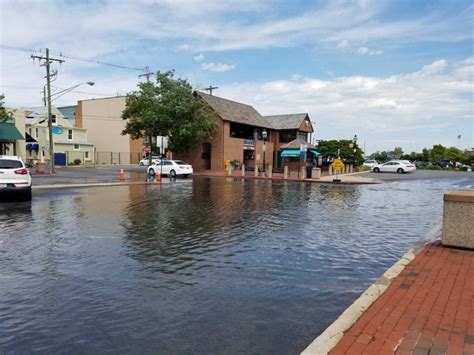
[262,128,268,174]
[352,134,358,166]
[47,82,94,173]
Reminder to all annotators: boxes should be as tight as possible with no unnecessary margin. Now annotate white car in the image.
[0,156,32,201]
[363,160,379,169]
[372,160,416,174]
[147,160,193,178]
[139,156,161,166]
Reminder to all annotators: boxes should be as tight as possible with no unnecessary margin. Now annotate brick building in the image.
[176,92,314,172]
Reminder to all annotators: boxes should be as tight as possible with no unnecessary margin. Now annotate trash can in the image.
[306,166,313,178]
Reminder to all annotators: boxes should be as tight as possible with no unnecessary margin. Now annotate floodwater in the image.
[0,176,472,354]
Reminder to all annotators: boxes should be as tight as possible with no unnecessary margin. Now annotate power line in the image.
[1,44,146,72]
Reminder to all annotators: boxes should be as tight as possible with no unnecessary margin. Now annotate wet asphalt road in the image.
[30,166,473,186]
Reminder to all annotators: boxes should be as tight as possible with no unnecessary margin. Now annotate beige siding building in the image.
[75,97,143,165]
[24,106,94,165]
[0,108,27,161]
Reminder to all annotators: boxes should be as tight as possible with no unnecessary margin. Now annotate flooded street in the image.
[0,176,472,354]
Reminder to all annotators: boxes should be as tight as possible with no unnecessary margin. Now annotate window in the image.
[85,151,89,159]
[41,150,45,157]
[68,129,73,140]
[279,130,296,143]
[35,128,39,138]
[73,144,80,150]
[51,115,56,124]
[28,127,32,136]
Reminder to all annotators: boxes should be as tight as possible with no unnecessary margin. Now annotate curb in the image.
[32,181,159,190]
[196,174,382,185]
[301,243,424,355]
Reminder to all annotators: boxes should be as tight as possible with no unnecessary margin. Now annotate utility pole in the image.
[138,66,155,166]
[204,85,218,95]
[31,48,64,173]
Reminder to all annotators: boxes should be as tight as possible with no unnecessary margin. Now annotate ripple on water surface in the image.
[0,176,471,354]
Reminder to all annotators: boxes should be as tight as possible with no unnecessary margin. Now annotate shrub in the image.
[74,159,82,165]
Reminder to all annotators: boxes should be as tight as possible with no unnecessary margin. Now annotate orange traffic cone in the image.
[119,169,125,181]
[155,172,161,183]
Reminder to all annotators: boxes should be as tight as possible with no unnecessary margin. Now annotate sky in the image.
[1,0,473,154]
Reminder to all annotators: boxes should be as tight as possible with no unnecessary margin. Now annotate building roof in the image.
[264,113,310,130]
[23,106,73,128]
[280,137,317,150]
[58,105,76,120]
[197,92,271,128]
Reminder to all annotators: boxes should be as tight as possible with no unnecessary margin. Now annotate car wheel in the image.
[170,170,176,178]
[397,168,404,174]
[23,187,32,201]
[373,167,380,173]
[149,168,155,175]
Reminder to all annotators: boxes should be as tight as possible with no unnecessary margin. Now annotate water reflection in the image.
[0,176,471,354]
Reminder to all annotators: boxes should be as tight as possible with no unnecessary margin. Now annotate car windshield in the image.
[0,160,23,169]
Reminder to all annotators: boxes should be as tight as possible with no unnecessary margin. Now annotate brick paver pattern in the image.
[330,242,474,354]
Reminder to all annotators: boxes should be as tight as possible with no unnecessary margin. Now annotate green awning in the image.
[0,123,24,142]
[280,149,301,157]
[310,150,320,156]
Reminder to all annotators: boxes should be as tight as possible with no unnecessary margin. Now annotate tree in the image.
[0,95,13,122]
[445,147,463,163]
[392,147,403,159]
[122,71,218,159]
[317,139,364,165]
[430,144,447,162]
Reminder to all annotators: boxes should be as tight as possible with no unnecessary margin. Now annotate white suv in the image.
[0,156,32,201]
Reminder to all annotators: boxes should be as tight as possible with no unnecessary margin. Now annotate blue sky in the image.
[1,0,473,154]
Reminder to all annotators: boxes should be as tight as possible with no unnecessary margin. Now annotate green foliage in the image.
[392,147,403,159]
[74,159,81,165]
[317,139,364,165]
[122,70,218,153]
[370,151,389,163]
[0,95,14,122]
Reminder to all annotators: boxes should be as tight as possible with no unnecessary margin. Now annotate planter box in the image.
[442,190,474,249]
[84,160,93,168]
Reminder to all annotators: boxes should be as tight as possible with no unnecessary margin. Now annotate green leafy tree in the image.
[422,148,431,162]
[431,144,447,162]
[122,71,218,159]
[0,95,14,122]
[392,147,403,159]
[317,139,364,165]
[445,147,463,163]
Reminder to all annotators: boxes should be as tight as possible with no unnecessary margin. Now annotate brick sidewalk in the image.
[330,242,474,354]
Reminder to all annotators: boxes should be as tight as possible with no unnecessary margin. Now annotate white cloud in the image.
[216,58,474,152]
[357,46,383,55]
[337,40,349,48]
[200,62,235,72]
[193,54,205,62]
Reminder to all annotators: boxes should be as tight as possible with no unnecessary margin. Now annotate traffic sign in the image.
[331,159,345,170]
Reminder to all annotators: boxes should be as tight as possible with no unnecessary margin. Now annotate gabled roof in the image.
[197,91,271,128]
[280,137,317,150]
[23,106,73,128]
[264,113,310,130]
[58,105,76,120]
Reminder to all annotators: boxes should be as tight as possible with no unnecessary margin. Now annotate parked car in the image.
[0,156,32,201]
[372,160,416,174]
[147,160,193,177]
[139,156,161,166]
[363,160,379,169]
[437,161,454,168]
[414,161,429,167]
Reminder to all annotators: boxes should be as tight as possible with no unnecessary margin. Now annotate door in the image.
[54,153,66,166]
[202,143,211,170]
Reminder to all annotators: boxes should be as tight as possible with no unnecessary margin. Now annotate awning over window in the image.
[310,150,320,156]
[25,132,37,142]
[280,149,301,157]
[0,123,24,142]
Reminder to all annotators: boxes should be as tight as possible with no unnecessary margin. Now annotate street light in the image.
[262,128,268,174]
[47,81,95,173]
[352,134,358,166]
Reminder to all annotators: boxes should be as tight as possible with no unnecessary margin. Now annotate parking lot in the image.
[358,169,472,181]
